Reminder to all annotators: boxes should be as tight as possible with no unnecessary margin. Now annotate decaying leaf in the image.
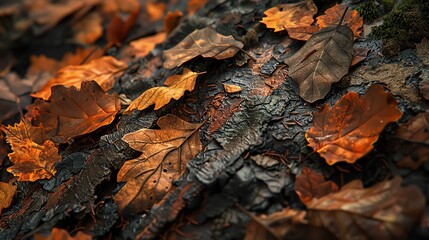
[32,81,121,143]
[395,112,429,170]
[316,3,363,38]
[287,25,319,41]
[0,73,35,121]
[125,68,202,112]
[351,47,370,66]
[261,0,317,32]
[32,56,127,100]
[163,27,244,69]
[0,181,17,214]
[223,83,242,93]
[306,84,402,165]
[164,10,182,34]
[285,24,354,102]
[3,120,49,146]
[34,227,92,240]
[128,32,167,58]
[307,177,425,240]
[106,5,141,47]
[115,114,202,213]
[295,167,338,205]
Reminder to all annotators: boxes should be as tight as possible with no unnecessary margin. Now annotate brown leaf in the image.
[101,0,140,16]
[106,5,141,47]
[73,12,102,44]
[0,130,8,165]
[295,167,338,205]
[32,56,127,100]
[0,181,16,214]
[351,47,370,66]
[287,25,319,41]
[32,81,120,143]
[146,2,165,21]
[208,95,243,134]
[34,227,92,240]
[223,83,242,93]
[306,84,402,165]
[125,68,201,113]
[307,177,425,240]
[316,3,363,38]
[164,10,182,34]
[163,27,244,69]
[285,24,354,103]
[261,0,317,32]
[128,32,167,58]
[187,0,207,15]
[115,114,202,213]
[395,112,429,170]
[3,120,49,146]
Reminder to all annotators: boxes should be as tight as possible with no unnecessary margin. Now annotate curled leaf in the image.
[306,84,402,165]
[115,114,202,213]
[163,27,243,69]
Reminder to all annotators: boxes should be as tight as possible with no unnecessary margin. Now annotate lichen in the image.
[370,0,429,56]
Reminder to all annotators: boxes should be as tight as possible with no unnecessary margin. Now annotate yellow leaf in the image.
[222,83,242,93]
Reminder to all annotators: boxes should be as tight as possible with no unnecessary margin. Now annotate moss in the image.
[370,0,429,56]
[356,0,383,22]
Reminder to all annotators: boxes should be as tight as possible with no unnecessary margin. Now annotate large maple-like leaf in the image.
[34,227,92,240]
[115,114,202,213]
[32,56,127,100]
[0,181,17,214]
[295,167,338,205]
[316,3,363,38]
[306,84,402,165]
[32,81,121,143]
[285,24,354,103]
[125,68,202,113]
[261,0,317,32]
[163,27,244,69]
[307,177,425,240]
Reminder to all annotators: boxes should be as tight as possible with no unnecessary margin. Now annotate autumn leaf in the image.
[187,0,207,15]
[163,27,244,69]
[106,5,141,47]
[146,2,165,21]
[306,84,402,165]
[307,177,425,240]
[316,3,363,38]
[351,47,370,66]
[394,112,429,170]
[101,0,140,16]
[223,83,242,93]
[0,73,35,120]
[295,167,338,205]
[32,56,127,100]
[164,10,182,34]
[3,120,49,146]
[285,24,354,103]
[0,181,17,214]
[261,0,317,32]
[72,12,102,44]
[125,68,202,113]
[115,114,202,213]
[34,227,92,240]
[128,32,167,58]
[32,81,121,143]
[287,25,320,41]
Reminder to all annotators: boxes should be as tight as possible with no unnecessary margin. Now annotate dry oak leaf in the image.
[115,114,202,213]
[223,83,242,93]
[295,166,338,205]
[125,68,202,113]
[32,81,120,143]
[316,3,363,38]
[32,56,127,100]
[0,181,17,214]
[285,24,354,103]
[307,177,425,240]
[395,112,429,170]
[261,0,317,32]
[163,27,244,69]
[34,227,92,240]
[128,32,167,58]
[306,84,402,165]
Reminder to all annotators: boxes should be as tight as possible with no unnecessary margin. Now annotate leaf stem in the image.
[338,7,349,27]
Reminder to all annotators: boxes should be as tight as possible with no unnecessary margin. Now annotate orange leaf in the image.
[306,84,402,165]
[261,0,317,32]
[32,56,127,100]
[146,2,165,21]
[286,25,319,41]
[32,81,121,143]
[164,10,182,34]
[34,227,92,240]
[101,0,140,16]
[72,12,102,44]
[3,120,49,146]
[187,0,207,15]
[0,181,16,214]
[294,166,338,205]
[222,83,242,93]
[128,32,167,58]
[125,68,202,113]
[115,114,202,213]
[106,5,141,47]
[316,3,363,38]
[163,27,243,69]
[307,177,425,239]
